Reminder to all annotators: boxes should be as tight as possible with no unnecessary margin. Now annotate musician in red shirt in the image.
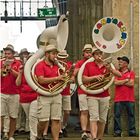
[16,48,38,140]
[83,47,121,140]
[0,44,21,140]
[73,44,93,140]
[57,50,73,137]
[35,45,65,140]
[114,56,136,137]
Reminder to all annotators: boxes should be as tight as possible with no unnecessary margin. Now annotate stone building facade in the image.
[67,0,139,135]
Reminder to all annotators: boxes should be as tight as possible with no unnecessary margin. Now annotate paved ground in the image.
[14,133,139,140]
[12,125,139,140]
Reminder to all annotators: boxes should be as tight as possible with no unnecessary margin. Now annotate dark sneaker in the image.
[2,136,8,140]
[114,133,121,137]
[18,130,26,134]
[43,135,50,140]
[2,133,8,140]
[36,137,43,140]
[129,133,137,137]
[62,128,68,137]
[81,132,88,140]
[59,132,63,138]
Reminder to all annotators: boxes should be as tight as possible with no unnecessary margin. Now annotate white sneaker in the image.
[81,132,88,140]
[9,137,15,140]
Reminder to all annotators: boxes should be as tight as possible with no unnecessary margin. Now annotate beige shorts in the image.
[87,96,110,123]
[78,94,88,111]
[1,93,20,118]
[37,94,62,121]
[62,96,71,111]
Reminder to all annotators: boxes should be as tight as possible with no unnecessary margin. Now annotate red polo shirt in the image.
[75,59,88,95]
[35,60,59,89]
[83,61,109,97]
[0,59,21,94]
[61,61,72,96]
[114,70,135,102]
[20,74,38,103]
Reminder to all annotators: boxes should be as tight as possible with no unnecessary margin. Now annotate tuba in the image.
[78,17,128,94]
[24,14,69,96]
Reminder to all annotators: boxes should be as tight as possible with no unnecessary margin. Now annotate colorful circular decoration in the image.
[92,17,128,53]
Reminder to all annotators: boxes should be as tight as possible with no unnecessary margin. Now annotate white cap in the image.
[3,44,15,52]
[19,48,29,54]
[57,50,69,58]
[82,44,93,52]
[45,44,58,52]
[92,46,98,53]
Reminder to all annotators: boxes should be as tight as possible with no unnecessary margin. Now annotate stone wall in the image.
[67,0,139,135]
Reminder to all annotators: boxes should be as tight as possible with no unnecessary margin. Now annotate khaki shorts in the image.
[78,94,88,111]
[62,96,71,111]
[87,96,110,123]
[37,94,62,121]
[1,93,19,118]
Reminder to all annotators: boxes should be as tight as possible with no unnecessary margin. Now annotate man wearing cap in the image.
[35,45,65,140]
[57,50,73,138]
[19,48,30,64]
[0,44,21,140]
[114,56,136,137]
[82,47,121,140]
[15,48,31,134]
[72,44,93,140]
[16,48,38,140]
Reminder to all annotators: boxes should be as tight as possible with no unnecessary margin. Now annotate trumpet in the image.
[1,66,10,77]
[1,60,13,77]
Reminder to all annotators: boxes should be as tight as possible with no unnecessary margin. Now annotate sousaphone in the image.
[78,17,128,94]
[24,14,69,96]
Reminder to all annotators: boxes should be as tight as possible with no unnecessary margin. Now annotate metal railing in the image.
[0,0,67,21]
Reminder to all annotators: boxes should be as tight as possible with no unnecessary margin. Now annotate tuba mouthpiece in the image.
[54,58,65,72]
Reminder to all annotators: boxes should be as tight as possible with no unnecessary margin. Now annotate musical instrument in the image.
[24,14,69,96]
[92,17,128,53]
[1,59,13,77]
[78,57,115,94]
[70,83,77,96]
[48,61,75,93]
[78,17,128,94]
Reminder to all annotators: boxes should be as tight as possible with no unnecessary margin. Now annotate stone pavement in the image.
[13,125,139,140]
[14,133,139,140]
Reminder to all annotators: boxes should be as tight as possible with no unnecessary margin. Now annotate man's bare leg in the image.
[51,120,60,140]
[80,110,88,131]
[37,121,48,139]
[90,121,98,139]
[97,121,106,140]
[8,117,16,138]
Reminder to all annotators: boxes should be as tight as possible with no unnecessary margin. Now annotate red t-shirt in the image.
[114,70,135,102]
[0,59,21,94]
[75,59,88,95]
[61,61,72,96]
[19,74,38,103]
[83,61,109,98]
[35,60,59,89]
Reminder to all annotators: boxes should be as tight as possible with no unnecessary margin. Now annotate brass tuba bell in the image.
[92,17,128,53]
